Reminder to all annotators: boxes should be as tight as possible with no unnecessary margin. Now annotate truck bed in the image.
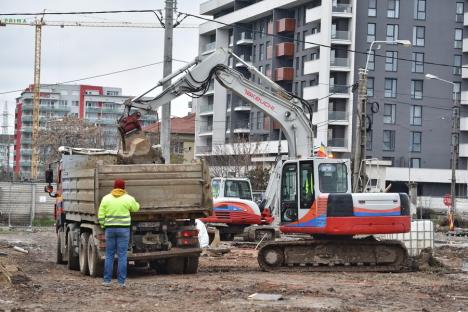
[61,157,212,220]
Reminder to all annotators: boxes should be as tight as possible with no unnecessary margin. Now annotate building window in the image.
[454,55,462,75]
[259,44,264,60]
[410,158,421,168]
[366,130,373,150]
[384,104,396,124]
[253,45,256,61]
[295,57,300,77]
[456,2,464,21]
[454,29,463,49]
[383,130,395,151]
[387,0,400,18]
[368,50,375,71]
[453,82,461,100]
[368,0,377,17]
[256,111,264,129]
[259,22,265,38]
[410,105,422,126]
[413,26,425,47]
[386,24,399,42]
[411,132,422,152]
[411,80,423,99]
[266,41,271,59]
[301,55,307,75]
[382,157,394,166]
[367,23,376,43]
[384,78,397,98]
[412,52,424,73]
[367,77,374,97]
[385,51,398,71]
[173,142,184,155]
[414,0,426,20]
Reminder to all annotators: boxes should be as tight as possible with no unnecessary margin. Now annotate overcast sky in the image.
[0,0,204,133]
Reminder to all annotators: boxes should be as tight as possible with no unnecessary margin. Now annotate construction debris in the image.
[248,293,283,301]
[13,246,29,254]
[0,262,30,285]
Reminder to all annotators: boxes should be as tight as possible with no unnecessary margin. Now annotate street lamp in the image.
[352,39,412,192]
[425,73,459,231]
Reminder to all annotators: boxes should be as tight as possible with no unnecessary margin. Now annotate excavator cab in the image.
[279,158,350,224]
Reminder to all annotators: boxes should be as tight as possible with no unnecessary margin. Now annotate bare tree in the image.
[206,134,266,178]
[37,117,103,165]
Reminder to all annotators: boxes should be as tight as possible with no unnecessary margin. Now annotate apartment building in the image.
[195,0,468,201]
[14,84,157,178]
[195,0,356,163]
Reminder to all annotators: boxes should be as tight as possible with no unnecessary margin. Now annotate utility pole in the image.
[425,73,459,231]
[31,17,43,180]
[352,68,368,192]
[450,92,460,230]
[161,0,175,164]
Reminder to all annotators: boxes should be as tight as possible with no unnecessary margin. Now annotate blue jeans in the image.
[104,227,130,284]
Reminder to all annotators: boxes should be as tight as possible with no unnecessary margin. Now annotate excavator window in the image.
[299,161,315,209]
[318,163,348,193]
[280,163,298,222]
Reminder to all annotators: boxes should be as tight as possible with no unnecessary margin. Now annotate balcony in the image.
[305,6,322,24]
[233,102,251,111]
[200,0,235,16]
[304,32,323,50]
[276,18,295,33]
[233,121,250,133]
[196,145,212,154]
[274,67,294,81]
[328,111,348,121]
[328,137,346,148]
[20,126,32,132]
[237,32,253,45]
[275,42,294,57]
[199,104,213,116]
[331,30,352,44]
[329,84,349,95]
[332,3,352,16]
[303,85,319,100]
[202,41,216,55]
[461,117,468,131]
[235,54,252,67]
[460,143,468,157]
[330,57,351,71]
[199,124,213,136]
[304,59,320,75]
[21,149,32,156]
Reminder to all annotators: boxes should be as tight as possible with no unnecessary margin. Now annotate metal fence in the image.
[0,182,56,227]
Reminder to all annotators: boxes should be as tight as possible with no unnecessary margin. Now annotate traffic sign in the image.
[443,194,451,207]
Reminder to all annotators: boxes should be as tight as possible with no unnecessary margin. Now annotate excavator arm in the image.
[118,48,314,160]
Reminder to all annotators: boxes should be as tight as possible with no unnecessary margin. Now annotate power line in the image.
[0,58,189,96]
[180,11,467,71]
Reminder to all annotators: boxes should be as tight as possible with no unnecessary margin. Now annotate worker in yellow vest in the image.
[98,179,140,288]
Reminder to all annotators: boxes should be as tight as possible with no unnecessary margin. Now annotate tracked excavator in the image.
[117,48,411,272]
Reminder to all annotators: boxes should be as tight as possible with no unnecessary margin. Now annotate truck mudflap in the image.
[99,247,202,261]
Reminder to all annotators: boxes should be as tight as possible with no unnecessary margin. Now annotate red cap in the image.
[114,179,125,189]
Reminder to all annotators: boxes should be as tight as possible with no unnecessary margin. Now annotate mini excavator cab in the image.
[279,158,350,224]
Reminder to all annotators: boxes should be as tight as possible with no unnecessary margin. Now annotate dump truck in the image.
[45,147,212,276]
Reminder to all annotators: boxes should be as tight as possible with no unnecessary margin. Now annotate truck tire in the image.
[79,232,89,275]
[87,236,103,277]
[184,256,199,274]
[166,257,185,274]
[56,229,65,264]
[67,231,80,270]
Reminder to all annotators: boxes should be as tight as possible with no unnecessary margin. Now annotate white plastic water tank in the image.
[382,220,434,257]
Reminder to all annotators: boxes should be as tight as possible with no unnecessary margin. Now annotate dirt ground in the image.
[0,228,467,312]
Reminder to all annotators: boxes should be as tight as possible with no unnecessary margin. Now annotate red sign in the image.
[443,194,451,207]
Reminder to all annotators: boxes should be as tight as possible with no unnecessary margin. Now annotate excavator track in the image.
[257,237,410,273]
